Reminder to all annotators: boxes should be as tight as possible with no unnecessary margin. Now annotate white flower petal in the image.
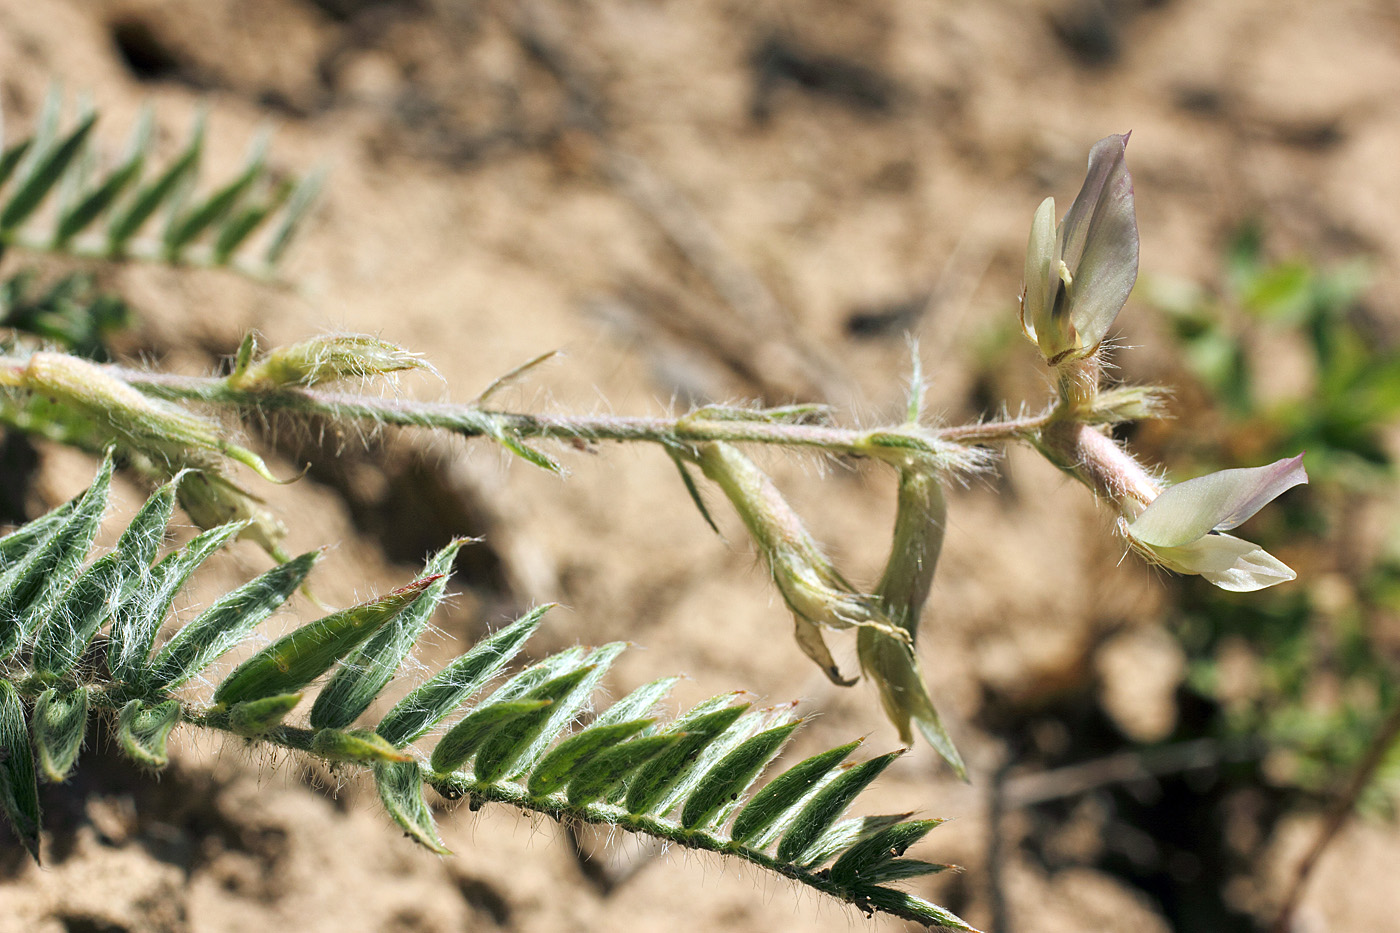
[1021,196,1056,346]
[1059,134,1138,355]
[1147,532,1296,592]
[1128,454,1308,548]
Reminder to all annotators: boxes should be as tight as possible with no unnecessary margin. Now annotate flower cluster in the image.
[1026,136,1306,590]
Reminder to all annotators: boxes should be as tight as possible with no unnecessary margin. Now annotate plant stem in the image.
[2,358,1050,462]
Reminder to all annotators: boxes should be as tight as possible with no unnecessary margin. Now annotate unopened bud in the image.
[231,335,429,391]
[177,469,288,556]
[1020,134,1139,365]
[857,468,966,776]
[696,442,906,685]
[24,352,281,482]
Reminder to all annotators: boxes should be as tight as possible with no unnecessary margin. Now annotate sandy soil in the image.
[1,1,1399,931]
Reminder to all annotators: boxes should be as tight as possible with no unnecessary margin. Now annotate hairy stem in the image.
[0,357,1050,463]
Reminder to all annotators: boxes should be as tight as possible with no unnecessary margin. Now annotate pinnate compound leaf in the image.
[33,687,89,782]
[0,679,40,861]
[213,576,439,706]
[145,550,318,691]
[117,699,182,768]
[376,760,450,855]
[0,455,112,659]
[680,720,799,830]
[776,750,903,864]
[311,539,464,730]
[376,604,548,748]
[729,739,861,847]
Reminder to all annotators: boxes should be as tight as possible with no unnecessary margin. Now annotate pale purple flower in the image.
[1123,454,1308,591]
[1021,134,1140,365]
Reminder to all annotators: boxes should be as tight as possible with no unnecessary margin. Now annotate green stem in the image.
[73,362,1049,460]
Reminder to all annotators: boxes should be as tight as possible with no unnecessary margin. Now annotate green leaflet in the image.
[0,140,33,192]
[526,718,653,797]
[32,479,175,677]
[228,693,303,736]
[624,702,748,815]
[145,550,318,691]
[213,576,439,707]
[0,114,97,232]
[263,165,324,268]
[162,133,267,259]
[0,455,112,660]
[729,739,861,847]
[776,750,903,865]
[0,497,74,570]
[54,151,142,247]
[680,720,799,830]
[311,728,412,765]
[108,520,246,683]
[213,180,286,264]
[470,658,612,785]
[118,699,182,768]
[480,643,626,783]
[828,818,940,885]
[858,887,978,932]
[376,760,449,855]
[0,679,40,861]
[429,699,552,775]
[33,687,89,782]
[828,818,944,886]
[311,539,464,731]
[564,733,681,807]
[106,111,204,254]
[376,604,548,747]
[793,812,908,869]
[587,676,677,728]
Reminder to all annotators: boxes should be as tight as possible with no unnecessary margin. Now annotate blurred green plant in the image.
[1145,226,1400,813]
[0,270,130,361]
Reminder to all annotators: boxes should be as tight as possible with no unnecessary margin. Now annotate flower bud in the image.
[696,442,903,685]
[231,335,429,391]
[24,352,280,482]
[857,469,966,776]
[1021,134,1139,365]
